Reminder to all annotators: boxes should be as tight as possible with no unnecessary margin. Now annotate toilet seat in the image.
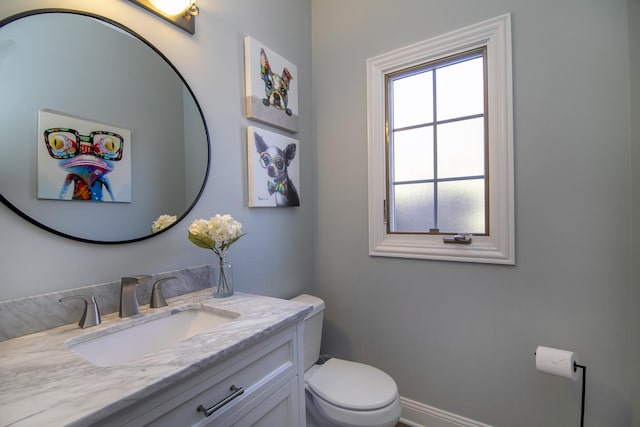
[306,358,398,410]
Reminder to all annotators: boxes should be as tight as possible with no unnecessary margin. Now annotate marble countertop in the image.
[0,291,311,427]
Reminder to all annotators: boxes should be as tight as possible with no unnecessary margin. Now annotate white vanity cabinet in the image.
[94,322,305,427]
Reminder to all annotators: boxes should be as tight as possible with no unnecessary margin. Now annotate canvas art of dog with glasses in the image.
[247,126,300,207]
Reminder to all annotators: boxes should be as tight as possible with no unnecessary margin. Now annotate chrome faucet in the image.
[119,275,151,318]
[150,276,177,308]
[59,295,101,328]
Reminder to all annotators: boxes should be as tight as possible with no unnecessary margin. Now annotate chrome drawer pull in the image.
[197,385,244,417]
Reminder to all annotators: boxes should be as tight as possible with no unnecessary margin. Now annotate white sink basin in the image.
[66,308,239,367]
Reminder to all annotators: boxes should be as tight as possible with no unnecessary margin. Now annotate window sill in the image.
[369,232,515,265]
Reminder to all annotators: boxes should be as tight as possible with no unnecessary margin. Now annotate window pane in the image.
[386,49,489,237]
[437,118,485,179]
[392,127,434,182]
[393,183,434,232]
[437,179,485,234]
[436,57,484,121]
[392,71,433,129]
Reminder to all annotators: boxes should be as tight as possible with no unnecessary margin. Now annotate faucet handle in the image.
[59,295,101,329]
[150,277,177,308]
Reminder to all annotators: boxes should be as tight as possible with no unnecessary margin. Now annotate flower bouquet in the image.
[188,214,245,297]
[151,214,177,233]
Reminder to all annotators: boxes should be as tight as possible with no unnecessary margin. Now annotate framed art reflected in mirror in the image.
[0,9,210,243]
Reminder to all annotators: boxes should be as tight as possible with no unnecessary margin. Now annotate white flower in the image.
[188,214,245,255]
[151,214,177,233]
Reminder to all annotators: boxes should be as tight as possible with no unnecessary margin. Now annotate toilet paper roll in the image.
[535,346,578,380]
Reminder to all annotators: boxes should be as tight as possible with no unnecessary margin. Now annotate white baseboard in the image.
[399,396,493,427]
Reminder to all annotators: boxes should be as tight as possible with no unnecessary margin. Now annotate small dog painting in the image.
[260,48,293,117]
[244,37,299,133]
[247,126,300,207]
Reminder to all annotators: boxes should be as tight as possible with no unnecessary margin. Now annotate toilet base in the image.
[305,390,338,427]
[305,390,401,427]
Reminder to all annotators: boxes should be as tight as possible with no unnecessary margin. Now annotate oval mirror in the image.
[0,9,210,244]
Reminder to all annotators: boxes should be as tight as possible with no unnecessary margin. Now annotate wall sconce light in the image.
[129,0,199,34]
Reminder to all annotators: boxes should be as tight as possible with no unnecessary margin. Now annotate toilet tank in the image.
[291,294,325,371]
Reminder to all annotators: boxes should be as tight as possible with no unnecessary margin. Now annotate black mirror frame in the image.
[0,8,210,245]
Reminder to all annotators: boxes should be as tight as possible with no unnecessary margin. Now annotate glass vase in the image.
[212,253,233,298]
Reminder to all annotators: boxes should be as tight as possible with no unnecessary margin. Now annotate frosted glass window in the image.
[392,71,433,129]
[437,118,485,179]
[387,48,487,235]
[438,180,485,233]
[436,57,484,121]
[367,14,515,264]
[392,127,434,182]
[393,183,434,232]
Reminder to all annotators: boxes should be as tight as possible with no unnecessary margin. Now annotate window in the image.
[366,14,514,264]
[388,49,487,235]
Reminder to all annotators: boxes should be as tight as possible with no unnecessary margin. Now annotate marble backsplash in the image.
[0,265,212,341]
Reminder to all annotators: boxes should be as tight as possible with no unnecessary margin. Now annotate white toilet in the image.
[292,294,402,427]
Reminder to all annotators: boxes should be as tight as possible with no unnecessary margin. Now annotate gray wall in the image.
[312,0,634,426]
[629,0,640,425]
[0,0,314,301]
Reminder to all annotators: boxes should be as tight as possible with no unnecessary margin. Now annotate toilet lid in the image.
[307,358,398,411]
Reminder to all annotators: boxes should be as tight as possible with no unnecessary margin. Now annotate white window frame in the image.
[366,14,514,264]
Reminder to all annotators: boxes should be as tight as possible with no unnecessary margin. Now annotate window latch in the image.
[443,234,472,244]
[383,200,387,224]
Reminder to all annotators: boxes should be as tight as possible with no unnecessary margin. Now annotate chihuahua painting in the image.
[248,126,300,207]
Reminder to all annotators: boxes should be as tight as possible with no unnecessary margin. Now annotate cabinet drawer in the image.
[115,325,298,427]
[185,338,294,426]
[231,377,300,427]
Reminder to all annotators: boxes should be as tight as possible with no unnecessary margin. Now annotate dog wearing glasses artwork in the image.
[248,126,300,207]
[37,110,132,202]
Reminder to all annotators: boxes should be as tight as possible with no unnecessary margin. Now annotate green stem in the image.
[217,264,229,293]
[215,254,230,295]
